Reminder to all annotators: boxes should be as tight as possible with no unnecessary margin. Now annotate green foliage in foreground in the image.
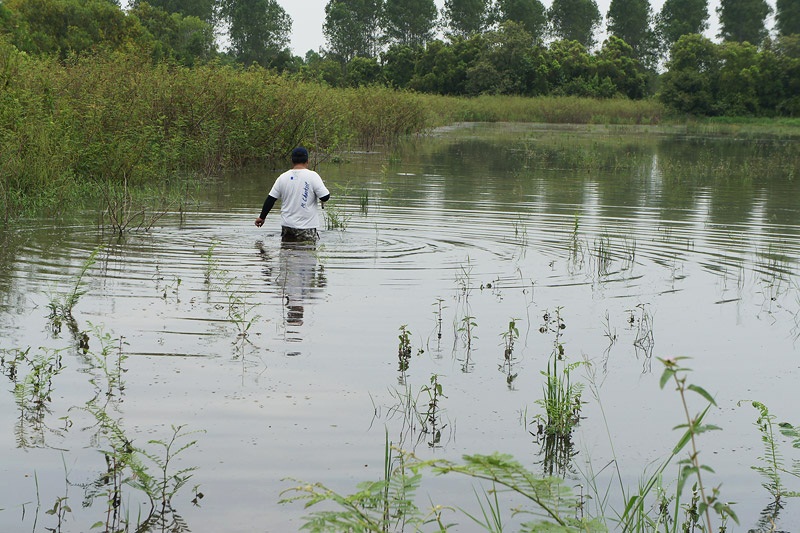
[282,358,800,532]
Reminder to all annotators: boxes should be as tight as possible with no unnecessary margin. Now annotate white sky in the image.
[277,0,758,56]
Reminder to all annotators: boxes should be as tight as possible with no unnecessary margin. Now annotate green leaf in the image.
[673,429,692,454]
[659,368,674,389]
[687,384,716,406]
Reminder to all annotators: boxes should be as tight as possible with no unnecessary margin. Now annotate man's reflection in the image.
[256,240,326,337]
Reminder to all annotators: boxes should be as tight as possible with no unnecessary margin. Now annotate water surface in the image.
[1,123,800,531]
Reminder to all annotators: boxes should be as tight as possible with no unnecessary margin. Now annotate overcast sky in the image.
[276,0,754,56]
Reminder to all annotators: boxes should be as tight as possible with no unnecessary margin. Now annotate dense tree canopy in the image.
[717,0,771,44]
[130,0,216,24]
[219,0,290,67]
[443,0,491,37]
[4,0,142,57]
[1,0,799,117]
[655,0,708,54]
[323,0,382,62]
[494,0,547,43]
[776,0,800,36]
[382,0,437,46]
[130,3,215,65]
[606,0,656,64]
[549,0,602,48]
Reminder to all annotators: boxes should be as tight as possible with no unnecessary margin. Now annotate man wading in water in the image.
[254,147,331,242]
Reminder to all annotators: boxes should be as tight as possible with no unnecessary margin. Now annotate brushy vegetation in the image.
[0,43,431,221]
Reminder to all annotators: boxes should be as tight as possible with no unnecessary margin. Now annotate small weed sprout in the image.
[433,298,445,341]
[203,241,218,285]
[204,244,261,348]
[458,315,478,350]
[421,374,447,447]
[135,425,204,512]
[500,318,520,360]
[398,325,412,372]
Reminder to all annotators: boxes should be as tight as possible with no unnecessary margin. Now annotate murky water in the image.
[2,123,800,531]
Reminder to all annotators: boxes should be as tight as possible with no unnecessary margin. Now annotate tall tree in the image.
[776,0,800,36]
[717,0,771,43]
[549,0,601,48]
[383,0,437,46]
[494,0,547,42]
[130,2,216,65]
[3,0,141,57]
[130,0,216,25]
[323,0,383,62]
[655,0,708,54]
[443,0,490,38]
[606,0,656,63]
[220,0,291,67]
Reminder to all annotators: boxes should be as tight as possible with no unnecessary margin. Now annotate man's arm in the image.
[319,193,330,207]
[255,195,277,227]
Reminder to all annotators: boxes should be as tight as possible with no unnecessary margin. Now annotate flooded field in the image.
[1,123,800,532]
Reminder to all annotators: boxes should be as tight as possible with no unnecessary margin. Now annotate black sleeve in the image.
[319,194,330,202]
[259,195,277,219]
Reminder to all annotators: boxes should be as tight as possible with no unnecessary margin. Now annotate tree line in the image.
[1,0,799,116]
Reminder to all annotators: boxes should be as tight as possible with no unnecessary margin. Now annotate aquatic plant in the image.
[280,434,440,532]
[0,347,66,448]
[618,357,738,532]
[82,406,202,533]
[46,247,101,335]
[283,448,600,531]
[535,308,583,439]
[84,323,127,399]
[500,318,520,360]
[457,315,478,351]
[740,400,800,505]
[204,245,261,348]
[420,374,446,448]
[398,325,412,372]
[98,177,188,235]
[203,241,219,285]
[323,203,351,231]
[432,298,445,343]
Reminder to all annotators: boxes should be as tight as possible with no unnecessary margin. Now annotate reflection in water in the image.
[256,240,327,348]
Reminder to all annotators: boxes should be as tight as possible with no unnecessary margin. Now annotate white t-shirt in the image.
[268,168,330,229]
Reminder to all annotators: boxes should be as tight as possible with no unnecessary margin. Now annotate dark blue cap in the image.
[291,146,309,163]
